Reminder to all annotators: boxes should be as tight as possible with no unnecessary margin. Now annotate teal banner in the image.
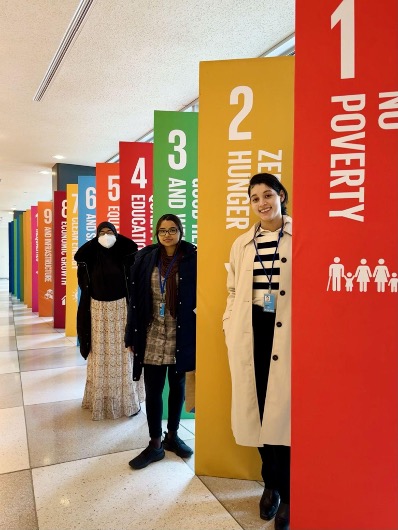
[9,222,14,294]
[153,111,198,244]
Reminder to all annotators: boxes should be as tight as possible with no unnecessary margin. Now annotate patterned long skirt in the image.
[82,297,145,420]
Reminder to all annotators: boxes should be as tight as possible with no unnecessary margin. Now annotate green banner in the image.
[153,111,198,244]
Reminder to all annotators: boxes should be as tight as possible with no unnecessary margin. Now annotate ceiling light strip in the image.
[33,0,95,102]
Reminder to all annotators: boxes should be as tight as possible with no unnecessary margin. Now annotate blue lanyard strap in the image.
[253,225,283,292]
[158,253,178,299]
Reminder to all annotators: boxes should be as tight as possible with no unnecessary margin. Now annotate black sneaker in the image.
[163,431,193,458]
[129,443,165,470]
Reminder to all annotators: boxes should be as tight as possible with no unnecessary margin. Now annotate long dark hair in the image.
[248,173,289,215]
[155,214,184,242]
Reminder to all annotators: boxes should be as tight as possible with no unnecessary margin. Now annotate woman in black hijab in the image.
[74,222,145,420]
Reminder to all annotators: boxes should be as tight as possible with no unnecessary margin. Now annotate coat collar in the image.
[240,215,292,247]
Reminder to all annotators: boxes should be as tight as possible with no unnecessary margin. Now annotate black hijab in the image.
[96,221,117,237]
[91,221,126,301]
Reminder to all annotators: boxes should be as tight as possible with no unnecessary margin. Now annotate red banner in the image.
[293,1,398,529]
[96,163,120,233]
[53,191,67,328]
[119,142,153,249]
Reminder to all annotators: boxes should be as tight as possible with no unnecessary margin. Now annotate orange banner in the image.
[65,184,79,336]
[96,163,120,232]
[37,201,53,316]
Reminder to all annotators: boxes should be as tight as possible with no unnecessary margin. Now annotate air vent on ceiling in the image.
[33,0,95,101]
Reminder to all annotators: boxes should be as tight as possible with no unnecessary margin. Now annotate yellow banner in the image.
[196,57,294,478]
[65,184,79,336]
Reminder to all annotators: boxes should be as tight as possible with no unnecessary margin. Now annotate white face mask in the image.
[98,234,116,248]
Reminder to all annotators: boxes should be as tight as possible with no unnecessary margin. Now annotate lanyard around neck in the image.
[253,223,283,293]
[158,253,178,299]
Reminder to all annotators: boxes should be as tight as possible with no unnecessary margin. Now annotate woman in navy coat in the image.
[125,213,196,470]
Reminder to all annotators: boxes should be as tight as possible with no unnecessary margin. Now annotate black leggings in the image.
[144,364,186,439]
[252,304,291,503]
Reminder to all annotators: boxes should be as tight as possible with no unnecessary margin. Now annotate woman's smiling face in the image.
[249,183,284,228]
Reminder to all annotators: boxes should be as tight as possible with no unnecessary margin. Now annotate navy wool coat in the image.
[125,240,197,381]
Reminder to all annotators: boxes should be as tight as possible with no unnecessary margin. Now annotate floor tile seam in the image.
[23,396,88,407]
[0,403,24,412]
[11,300,22,374]
[28,467,40,529]
[196,475,245,530]
[29,445,172,471]
[20,364,35,475]
[19,365,84,374]
[0,467,32,477]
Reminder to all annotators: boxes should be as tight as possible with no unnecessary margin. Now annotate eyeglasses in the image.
[99,230,114,236]
[158,228,179,236]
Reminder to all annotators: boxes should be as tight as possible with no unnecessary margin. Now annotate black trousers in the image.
[144,364,186,439]
[252,304,291,503]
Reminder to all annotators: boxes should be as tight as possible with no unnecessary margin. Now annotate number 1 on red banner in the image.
[331,0,355,79]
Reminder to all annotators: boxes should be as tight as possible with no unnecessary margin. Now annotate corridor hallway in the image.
[0,279,270,530]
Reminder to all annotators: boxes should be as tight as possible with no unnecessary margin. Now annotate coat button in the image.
[272,355,279,361]
[280,290,285,296]
[281,257,287,263]
[276,322,282,327]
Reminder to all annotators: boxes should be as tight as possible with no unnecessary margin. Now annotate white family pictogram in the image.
[327,257,397,293]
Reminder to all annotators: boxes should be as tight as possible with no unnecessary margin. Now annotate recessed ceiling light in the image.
[39,170,51,174]
[52,155,65,160]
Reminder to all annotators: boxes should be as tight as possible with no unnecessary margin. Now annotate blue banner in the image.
[78,175,96,248]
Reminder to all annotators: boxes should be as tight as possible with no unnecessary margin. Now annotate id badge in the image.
[159,302,166,318]
[263,293,275,313]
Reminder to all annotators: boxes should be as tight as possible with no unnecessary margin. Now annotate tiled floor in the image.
[0,279,271,530]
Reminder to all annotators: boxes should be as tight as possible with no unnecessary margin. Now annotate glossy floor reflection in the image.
[0,280,269,530]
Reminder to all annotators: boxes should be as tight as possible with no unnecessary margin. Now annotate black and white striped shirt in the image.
[253,228,281,308]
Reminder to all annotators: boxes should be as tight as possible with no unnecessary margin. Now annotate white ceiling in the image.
[0,0,294,227]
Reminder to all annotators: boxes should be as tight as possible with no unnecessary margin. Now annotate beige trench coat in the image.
[223,216,292,447]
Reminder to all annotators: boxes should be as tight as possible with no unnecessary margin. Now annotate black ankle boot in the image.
[259,487,280,520]
[275,502,290,530]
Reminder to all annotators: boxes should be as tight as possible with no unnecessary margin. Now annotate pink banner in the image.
[53,191,67,328]
[31,206,38,313]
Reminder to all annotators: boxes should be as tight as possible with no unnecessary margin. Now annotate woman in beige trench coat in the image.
[223,173,291,530]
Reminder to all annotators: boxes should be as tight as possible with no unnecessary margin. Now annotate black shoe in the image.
[259,488,280,520]
[129,442,165,470]
[163,431,193,458]
[275,502,290,530]
[129,405,141,418]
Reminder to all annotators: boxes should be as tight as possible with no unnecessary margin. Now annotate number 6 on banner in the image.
[86,187,96,210]
[331,0,355,79]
